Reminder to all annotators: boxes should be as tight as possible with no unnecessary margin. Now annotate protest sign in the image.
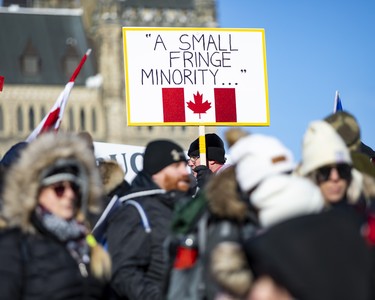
[94,141,144,182]
[122,27,269,126]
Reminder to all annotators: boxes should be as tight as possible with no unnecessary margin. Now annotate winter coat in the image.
[166,166,258,300]
[106,171,179,300]
[0,227,23,298]
[0,225,108,300]
[243,209,372,300]
[204,166,258,300]
[0,133,110,300]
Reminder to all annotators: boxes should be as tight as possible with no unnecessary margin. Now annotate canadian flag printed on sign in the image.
[162,88,237,123]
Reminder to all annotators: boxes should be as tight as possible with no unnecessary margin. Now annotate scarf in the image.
[34,206,91,277]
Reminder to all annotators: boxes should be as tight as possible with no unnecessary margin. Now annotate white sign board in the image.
[122,27,269,126]
[94,142,144,183]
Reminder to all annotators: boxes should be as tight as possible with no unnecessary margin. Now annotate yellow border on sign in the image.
[122,27,270,127]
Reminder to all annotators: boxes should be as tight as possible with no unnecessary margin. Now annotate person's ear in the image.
[208,160,215,166]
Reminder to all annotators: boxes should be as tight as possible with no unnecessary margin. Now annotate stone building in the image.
[0,0,218,156]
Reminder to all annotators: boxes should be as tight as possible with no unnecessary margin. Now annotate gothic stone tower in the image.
[86,0,218,149]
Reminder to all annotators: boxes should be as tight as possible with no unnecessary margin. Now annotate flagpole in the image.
[26,49,92,142]
[56,49,92,129]
[198,125,207,166]
[333,90,339,113]
[70,48,92,82]
[333,90,343,113]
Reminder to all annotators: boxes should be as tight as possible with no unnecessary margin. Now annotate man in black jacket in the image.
[106,139,191,300]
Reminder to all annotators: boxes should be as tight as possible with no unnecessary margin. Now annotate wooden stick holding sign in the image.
[198,125,207,166]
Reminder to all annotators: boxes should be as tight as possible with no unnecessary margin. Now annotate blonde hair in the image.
[86,234,112,281]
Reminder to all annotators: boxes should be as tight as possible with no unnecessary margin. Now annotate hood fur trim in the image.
[2,132,103,232]
[98,160,125,195]
[347,169,375,205]
[205,166,248,221]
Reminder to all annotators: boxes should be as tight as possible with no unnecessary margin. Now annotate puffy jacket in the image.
[107,171,179,300]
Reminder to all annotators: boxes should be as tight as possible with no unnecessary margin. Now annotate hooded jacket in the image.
[166,166,258,300]
[204,166,257,300]
[0,132,109,300]
[244,209,372,300]
[106,170,179,300]
[1,133,102,231]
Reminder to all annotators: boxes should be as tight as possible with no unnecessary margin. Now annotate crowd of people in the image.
[0,110,375,300]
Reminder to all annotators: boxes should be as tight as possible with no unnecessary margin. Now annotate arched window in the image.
[17,106,23,132]
[91,108,97,132]
[69,107,74,131]
[29,107,35,131]
[0,105,4,131]
[80,108,85,131]
[40,106,46,121]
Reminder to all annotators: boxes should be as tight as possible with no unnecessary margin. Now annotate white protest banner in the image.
[122,27,269,126]
[94,142,144,183]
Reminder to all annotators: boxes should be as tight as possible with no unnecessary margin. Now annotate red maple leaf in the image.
[186,92,211,119]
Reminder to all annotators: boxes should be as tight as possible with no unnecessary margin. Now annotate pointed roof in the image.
[0,6,95,85]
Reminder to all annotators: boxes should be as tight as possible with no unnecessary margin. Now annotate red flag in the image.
[214,88,237,122]
[26,49,91,142]
[0,76,4,92]
[162,87,186,122]
[162,87,237,122]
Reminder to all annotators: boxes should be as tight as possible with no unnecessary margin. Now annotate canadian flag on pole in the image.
[26,49,92,142]
[162,87,237,122]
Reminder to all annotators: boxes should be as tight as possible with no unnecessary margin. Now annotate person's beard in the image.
[163,173,191,192]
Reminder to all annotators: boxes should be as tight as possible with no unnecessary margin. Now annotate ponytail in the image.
[86,234,112,281]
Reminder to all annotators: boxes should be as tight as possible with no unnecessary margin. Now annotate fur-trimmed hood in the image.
[1,132,103,233]
[98,160,126,195]
[347,168,375,205]
[205,166,249,222]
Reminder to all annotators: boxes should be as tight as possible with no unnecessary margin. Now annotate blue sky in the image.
[216,0,375,161]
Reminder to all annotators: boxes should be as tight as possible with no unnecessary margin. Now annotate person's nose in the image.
[187,160,195,168]
[329,167,340,181]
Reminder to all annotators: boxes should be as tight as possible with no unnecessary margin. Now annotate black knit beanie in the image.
[143,140,187,175]
[188,133,226,164]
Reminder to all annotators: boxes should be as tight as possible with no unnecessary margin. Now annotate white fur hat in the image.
[230,134,295,193]
[299,120,352,176]
[251,174,324,228]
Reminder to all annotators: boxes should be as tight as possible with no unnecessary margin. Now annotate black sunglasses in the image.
[51,181,81,198]
[315,164,352,183]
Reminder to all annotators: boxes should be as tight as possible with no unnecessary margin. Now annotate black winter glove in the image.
[193,165,213,188]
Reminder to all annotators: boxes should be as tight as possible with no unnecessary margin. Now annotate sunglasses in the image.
[51,181,81,198]
[315,164,352,183]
